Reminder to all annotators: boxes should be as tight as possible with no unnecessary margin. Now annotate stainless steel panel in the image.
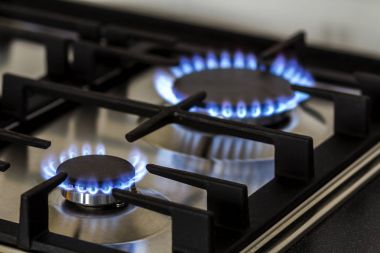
[0,37,334,252]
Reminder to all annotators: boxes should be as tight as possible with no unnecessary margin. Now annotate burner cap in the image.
[57,155,135,184]
[57,155,135,207]
[174,69,294,105]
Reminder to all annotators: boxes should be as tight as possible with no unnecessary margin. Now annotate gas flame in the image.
[153,51,314,119]
[40,143,147,195]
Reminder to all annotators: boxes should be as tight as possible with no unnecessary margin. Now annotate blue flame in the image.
[153,50,315,119]
[236,100,247,118]
[269,54,314,103]
[220,51,232,69]
[179,57,193,74]
[262,100,275,117]
[81,143,92,155]
[153,70,178,104]
[270,54,314,87]
[246,53,258,70]
[193,54,205,71]
[233,51,245,69]
[100,181,113,194]
[40,143,147,195]
[207,102,219,117]
[95,143,105,155]
[221,101,233,118]
[87,181,99,195]
[251,101,261,118]
[206,51,218,69]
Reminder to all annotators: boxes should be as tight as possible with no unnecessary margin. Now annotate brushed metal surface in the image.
[0,39,334,252]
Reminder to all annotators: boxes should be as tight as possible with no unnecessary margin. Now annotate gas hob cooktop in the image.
[0,1,380,253]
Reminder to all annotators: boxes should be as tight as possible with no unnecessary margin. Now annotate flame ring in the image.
[40,143,147,196]
[153,51,314,119]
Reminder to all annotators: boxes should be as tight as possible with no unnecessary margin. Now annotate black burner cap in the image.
[57,155,135,185]
[174,69,294,104]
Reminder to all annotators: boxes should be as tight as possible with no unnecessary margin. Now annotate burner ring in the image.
[174,69,294,105]
[59,188,127,207]
[57,155,135,207]
[153,51,314,122]
[174,69,295,124]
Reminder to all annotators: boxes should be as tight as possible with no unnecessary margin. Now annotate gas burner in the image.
[41,143,147,207]
[57,155,135,207]
[154,51,314,124]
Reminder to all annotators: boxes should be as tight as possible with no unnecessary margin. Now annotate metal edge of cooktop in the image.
[241,142,380,252]
[0,244,24,253]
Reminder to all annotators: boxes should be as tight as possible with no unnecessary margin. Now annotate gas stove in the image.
[0,1,380,253]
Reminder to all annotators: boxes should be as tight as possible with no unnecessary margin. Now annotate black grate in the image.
[0,129,50,170]
[0,172,125,253]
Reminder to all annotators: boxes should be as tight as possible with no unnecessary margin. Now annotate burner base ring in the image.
[61,188,131,207]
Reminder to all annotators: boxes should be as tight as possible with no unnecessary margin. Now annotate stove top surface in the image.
[0,1,379,253]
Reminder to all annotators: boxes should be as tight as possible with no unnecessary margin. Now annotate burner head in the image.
[57,155,135,207]
[154,51,314,123]
[175,69,293,104]
[174,69,294,125]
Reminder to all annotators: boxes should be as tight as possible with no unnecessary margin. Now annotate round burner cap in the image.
[57,155,135,185]
[57,155,135,207]
[174,69,294,105]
